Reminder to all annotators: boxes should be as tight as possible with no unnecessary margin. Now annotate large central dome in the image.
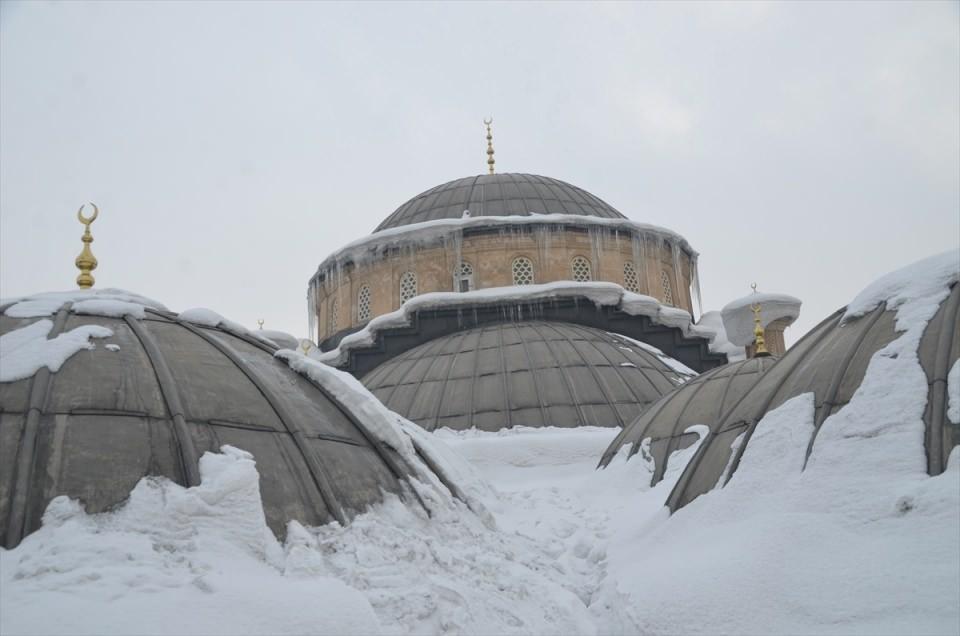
[374,173,627,232]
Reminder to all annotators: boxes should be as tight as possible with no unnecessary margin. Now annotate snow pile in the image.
[316,282,698,367]
[720,291,801,346]
[949,360,959,425]
[0,446,381,636]
[1,288,167,318]
[689,309,745,361]
[590,251,960,634]
[0,319,112,382]
[844,248,959,326]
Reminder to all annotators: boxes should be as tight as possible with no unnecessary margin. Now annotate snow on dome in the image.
[720,291,801,347]
[664,249,960,512]
[361,321,694,432]
[316,281,696,368]
[0,290,475,548]
[598,354,779,480]
[373,173,627,232]
[689,310,745,361]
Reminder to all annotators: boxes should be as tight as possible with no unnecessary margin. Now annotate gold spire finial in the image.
[484,117,495,174]
[75,203,99,289]
[750,283,770,357]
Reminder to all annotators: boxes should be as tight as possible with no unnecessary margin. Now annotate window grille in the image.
[400,271,417,304]
[571,256,592,282]
[328,297,339,335]
[623,262,640,293]
[455,261,474,292]
[660,271,674,306]
[512,257,534,286]
[358,285,372,322]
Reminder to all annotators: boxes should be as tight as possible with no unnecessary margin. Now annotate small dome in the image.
[0,292,438,547]
[598,355,778,482]
[664,253,959,512]
[361,321,693,431]
[374,173,627,232]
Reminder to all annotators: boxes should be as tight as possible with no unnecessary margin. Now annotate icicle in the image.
[691,254,703,320]
[672,241,684,310]
[307,275,318,340]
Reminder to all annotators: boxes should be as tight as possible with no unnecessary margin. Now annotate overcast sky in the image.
[2,1,957,346]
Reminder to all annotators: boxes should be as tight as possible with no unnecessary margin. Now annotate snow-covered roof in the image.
[315,281,697,368]
[665,249,959,512]
[0,287,481,547]
[720,291,802,347]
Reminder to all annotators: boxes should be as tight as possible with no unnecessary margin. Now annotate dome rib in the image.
[513,322,550,428]
[177,318,349,525]
[373,173,627,232]
[928,282,960,475]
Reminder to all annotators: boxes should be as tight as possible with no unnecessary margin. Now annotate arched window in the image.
[328,297,340,336]
[571,256,592,282]
[623,262,640,293]
[455,261,474,292]
[512,257,534,286]
[357,285,372,322]
[399,271,417,304]
[660,271,674,306]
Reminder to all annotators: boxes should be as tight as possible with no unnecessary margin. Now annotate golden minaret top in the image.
[75,203,99,289]
[484,117,495,174]
[750,283,771,357]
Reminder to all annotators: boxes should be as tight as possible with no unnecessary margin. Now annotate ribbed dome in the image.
[664,277,959,513]
[598,355,778,483]
[374,173,627,232]
[361,321,692,431]
[0,298,425,547]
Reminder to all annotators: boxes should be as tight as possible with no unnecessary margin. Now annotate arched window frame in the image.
[454,261,475,292]
[623,262,640,293]
[571,256,592,282]
[660,270,674,306]
[512,256,535,286]
[328,296,340,336]
[357,285,372,322]
[399,271,418,304]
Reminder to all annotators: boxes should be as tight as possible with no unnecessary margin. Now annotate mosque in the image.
[0,122,956,555]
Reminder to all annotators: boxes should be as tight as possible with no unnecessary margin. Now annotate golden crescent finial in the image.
[300,338,313,355]
[75,203,99,289]
[77,202,99,225]
[750,283,770,357]
[257,319,264,330]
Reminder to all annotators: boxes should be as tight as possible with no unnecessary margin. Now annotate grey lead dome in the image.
[665,280,959,512]
[361,321,691,432]
[0,304,425,548]
[373,173,628,232]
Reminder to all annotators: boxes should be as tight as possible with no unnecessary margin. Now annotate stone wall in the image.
[313,226,695,341]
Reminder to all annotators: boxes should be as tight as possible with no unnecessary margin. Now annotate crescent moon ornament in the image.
[77,202,99,226]
[483,117,492,126]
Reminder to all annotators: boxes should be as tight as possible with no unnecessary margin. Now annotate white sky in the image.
[2,1,958,346]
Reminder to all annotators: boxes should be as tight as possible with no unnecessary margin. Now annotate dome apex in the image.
[374,173,627,232]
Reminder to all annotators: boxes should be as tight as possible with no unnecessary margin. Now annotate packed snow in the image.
[316,282,699,367]
[949,359,959,425]
[0,319,112,382]
[606,332,697,377]
[720,291,801,347]
[689,309,745,361]
[178,307,279,348]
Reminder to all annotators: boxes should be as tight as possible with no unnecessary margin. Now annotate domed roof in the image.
[663,253,959,512]
[361,321,694,431]
[0,291,441,547]
[374,173,627,232]
[598,355,778,483]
